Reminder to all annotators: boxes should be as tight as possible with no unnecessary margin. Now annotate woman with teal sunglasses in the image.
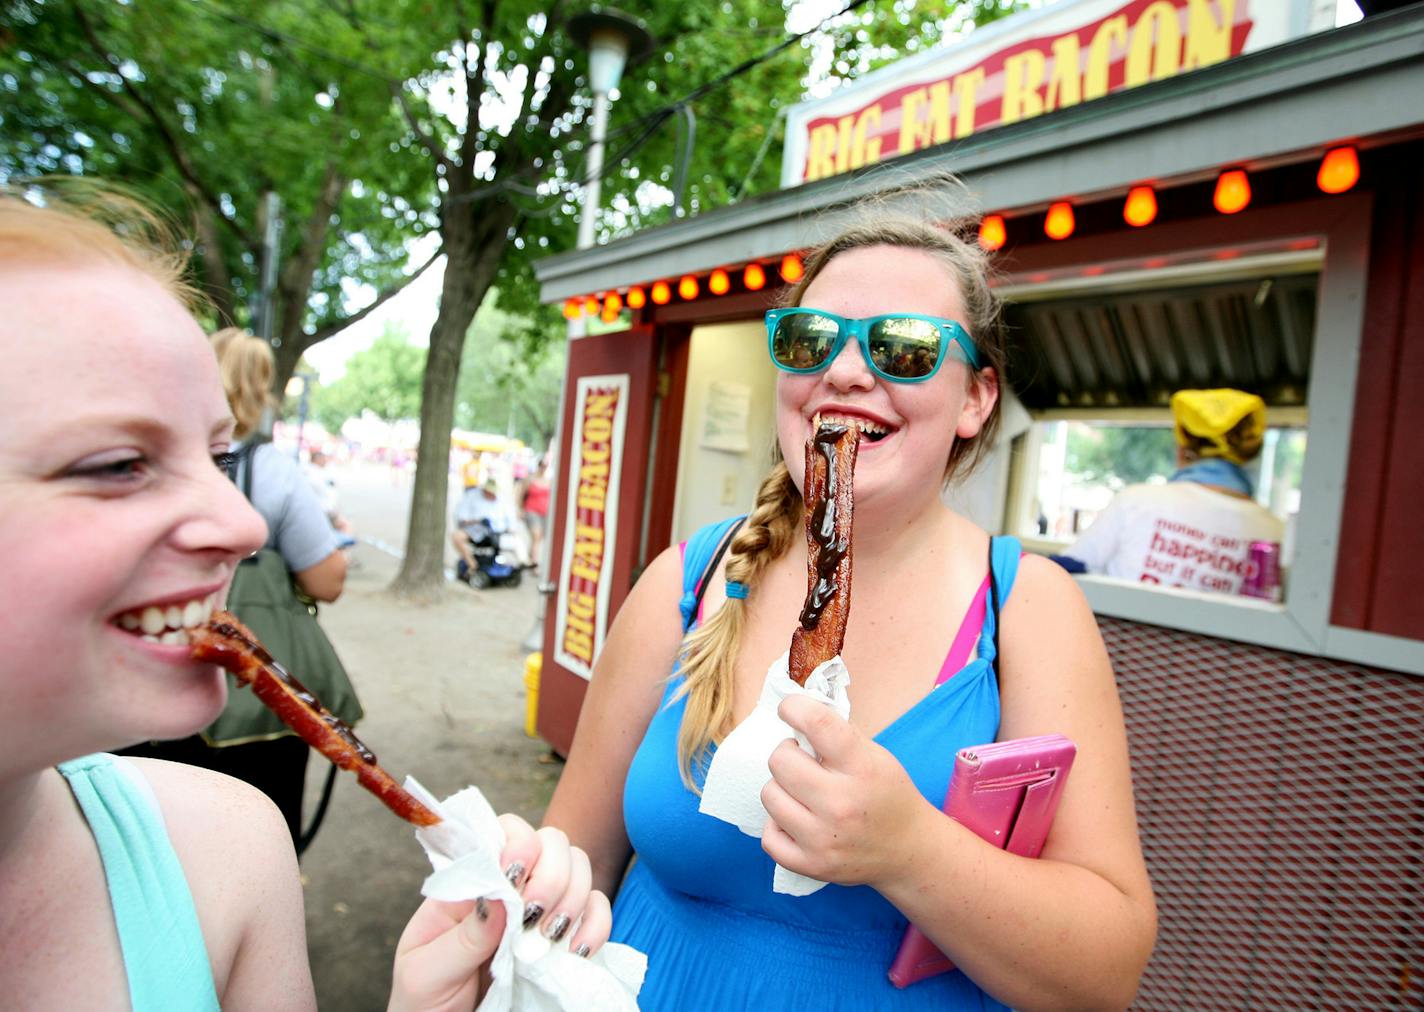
[541,213,1157,1010]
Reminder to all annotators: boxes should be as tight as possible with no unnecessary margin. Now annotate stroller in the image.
[456,519,523,589]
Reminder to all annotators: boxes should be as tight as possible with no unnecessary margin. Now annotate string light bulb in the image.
[603,291,623,316]
[1124,186,1158,227]
[978,214,1006,251]
[709,268,730,295]
[743,263,766,291]
[562,299,581,319]
[626,286,646,309]
[1044,201,1075,240]
[651,280,672,305]
[583,294,600,315]
[1317,146,1360,194]
[1213,170,1251,214]
[678,275,699,300]
[779,254,804,283]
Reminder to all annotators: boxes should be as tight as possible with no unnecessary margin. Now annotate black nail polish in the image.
[546,914,571,942]
[475,898,489,922]
[504,862,525,887]
[575,944,591,958]
[522,903,544,929]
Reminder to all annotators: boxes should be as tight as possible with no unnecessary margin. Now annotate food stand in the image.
[532,2,1424,1004]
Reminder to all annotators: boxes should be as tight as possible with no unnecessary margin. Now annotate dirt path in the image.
[299,544,560,1009]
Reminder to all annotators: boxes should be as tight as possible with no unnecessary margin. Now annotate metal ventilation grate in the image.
[1004,274,1318,411]
[1099,616,1423,1010]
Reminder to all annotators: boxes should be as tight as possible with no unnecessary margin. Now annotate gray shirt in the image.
[235,441,340,572]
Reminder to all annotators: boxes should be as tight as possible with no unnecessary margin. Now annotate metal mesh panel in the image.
[1099,617,1424,1010]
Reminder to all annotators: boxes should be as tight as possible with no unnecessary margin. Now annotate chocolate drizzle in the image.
[799,424,852,630]
[209,619,377,764]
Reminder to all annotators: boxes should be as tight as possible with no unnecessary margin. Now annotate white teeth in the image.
[118,594,217,635]
[159,630,190,646]
[815,413,888,436]
[141,634,160,643]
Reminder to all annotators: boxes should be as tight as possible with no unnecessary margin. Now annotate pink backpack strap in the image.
[934,575,991,686]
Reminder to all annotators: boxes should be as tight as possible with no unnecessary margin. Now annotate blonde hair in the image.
[211,328,274,440]
[674,212,1007,788]
[0,179,203,310]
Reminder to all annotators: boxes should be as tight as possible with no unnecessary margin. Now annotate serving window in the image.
[987,198,1380,665]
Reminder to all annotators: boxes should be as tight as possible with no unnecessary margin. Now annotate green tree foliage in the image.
[1,0,438,388]
[1066,424,1179,489]
[310,322,426,430]
[455,294,564,451]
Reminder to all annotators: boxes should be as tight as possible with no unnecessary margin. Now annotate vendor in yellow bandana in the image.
[1056,389,1285,596]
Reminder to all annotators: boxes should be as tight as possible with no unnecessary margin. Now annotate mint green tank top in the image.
[58,753,220,1011]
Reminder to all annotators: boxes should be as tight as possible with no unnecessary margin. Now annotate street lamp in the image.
[566,7,653,250]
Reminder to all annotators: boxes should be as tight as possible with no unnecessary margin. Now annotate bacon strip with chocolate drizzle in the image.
[788,422,860,686]
[191,611,440,827]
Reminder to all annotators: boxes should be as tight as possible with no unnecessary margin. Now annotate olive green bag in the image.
[202,441,363,747]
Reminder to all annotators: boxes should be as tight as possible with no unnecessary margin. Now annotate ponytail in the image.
[675,461,802,790]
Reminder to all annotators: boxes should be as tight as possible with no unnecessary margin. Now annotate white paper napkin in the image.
[406,779,647,1011]
[696,650,851,896]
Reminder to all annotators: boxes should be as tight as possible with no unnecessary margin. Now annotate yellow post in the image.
[523,652,541,738]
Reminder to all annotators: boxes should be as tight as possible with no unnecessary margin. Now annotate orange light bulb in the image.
[1213,170,1251,214]
[978,214,1006,251]
[709,268,730,295]
[584,294,600,315]
[678,275,699,300]
[626,286,646,309]
[743,263,766,291]
[779,254,804,283]
[1044,202,1075,240]
[562,299,581,320]
[650,280,672,305]
[604,291,623,315]
[1317,146,1359,194]
[1123,186,1158,227]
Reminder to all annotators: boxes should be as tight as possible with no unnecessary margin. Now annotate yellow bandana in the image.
[1171,389,1267,465]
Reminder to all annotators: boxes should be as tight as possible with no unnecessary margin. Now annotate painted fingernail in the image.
[475,898,490,922]
[575,944,591,958]
[545,914,571,942]
[522,903,545,929]
[504,862,525,887]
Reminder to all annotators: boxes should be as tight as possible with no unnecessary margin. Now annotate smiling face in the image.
[775,244,998,512]
[0,261,268,765]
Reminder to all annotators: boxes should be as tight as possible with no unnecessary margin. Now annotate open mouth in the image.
[113,593,220,647]
[813,411,893,444]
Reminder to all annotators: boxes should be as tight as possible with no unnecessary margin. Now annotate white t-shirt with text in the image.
[1064,482,1285,596]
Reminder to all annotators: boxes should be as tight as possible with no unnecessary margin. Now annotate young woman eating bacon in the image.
[535,209,1158,1009]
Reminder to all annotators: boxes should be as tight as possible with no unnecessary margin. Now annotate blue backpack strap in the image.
[679,515,748,632]
[984,535,1024,671]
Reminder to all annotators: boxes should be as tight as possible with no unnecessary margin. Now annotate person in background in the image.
[1056,388,1285,596]
[451,476,514,576]
[305,448,357,551]
[521,459,552,573]
[0,184,600,1011]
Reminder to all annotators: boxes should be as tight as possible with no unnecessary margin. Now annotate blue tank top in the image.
[58,753,220,1011]
[612,521,1021,1010]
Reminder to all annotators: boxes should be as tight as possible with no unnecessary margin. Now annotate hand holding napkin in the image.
[405,779,646,1012]
[697,650,851,896]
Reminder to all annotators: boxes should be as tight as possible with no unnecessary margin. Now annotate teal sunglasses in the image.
[766,308,980,383]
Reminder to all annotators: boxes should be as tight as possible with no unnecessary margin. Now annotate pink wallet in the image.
[887,734,1076,989]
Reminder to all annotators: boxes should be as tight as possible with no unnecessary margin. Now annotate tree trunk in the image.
[390,201,517,599]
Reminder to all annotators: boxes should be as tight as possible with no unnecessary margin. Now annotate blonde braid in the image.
[675,461,802,790]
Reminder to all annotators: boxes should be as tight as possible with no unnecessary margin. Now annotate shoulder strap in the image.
[679,515,748,632]
[987,535,1024,671]
[227,437,269,502]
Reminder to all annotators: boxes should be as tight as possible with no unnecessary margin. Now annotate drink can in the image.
[1241,540,1281,601]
